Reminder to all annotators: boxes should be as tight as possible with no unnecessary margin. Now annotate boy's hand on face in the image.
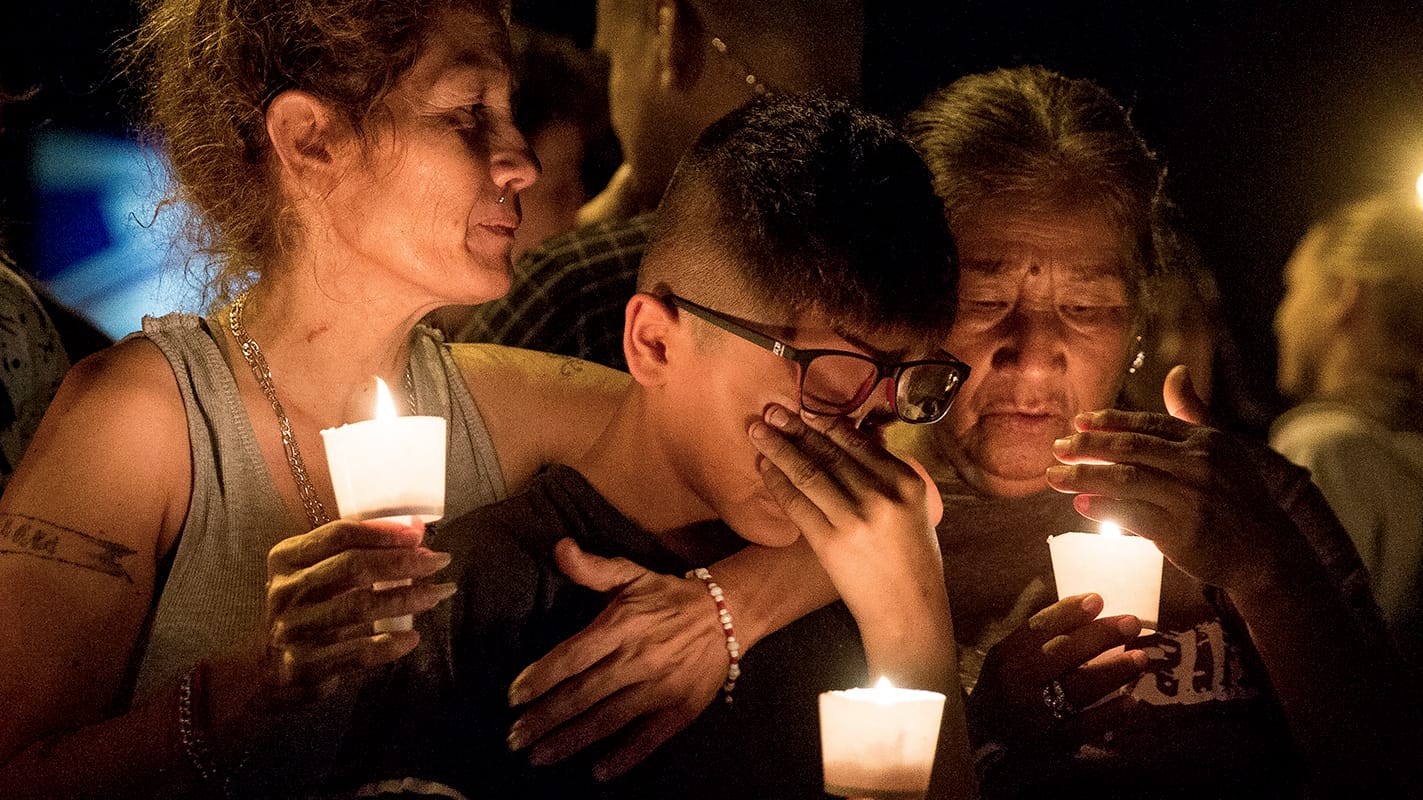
[750,404,954,687]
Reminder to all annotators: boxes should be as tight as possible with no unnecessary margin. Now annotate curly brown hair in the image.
[124,0,509,306]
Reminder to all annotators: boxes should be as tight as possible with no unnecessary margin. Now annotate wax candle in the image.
[819,676,946,799]
[321,377,447,632]
[1047,521,1163,631]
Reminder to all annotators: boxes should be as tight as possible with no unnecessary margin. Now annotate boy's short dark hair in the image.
[639,94,957,342]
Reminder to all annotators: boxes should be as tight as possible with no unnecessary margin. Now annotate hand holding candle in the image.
[1047,520,1163,631]
[819,676,946,799]
[321,376,447,632]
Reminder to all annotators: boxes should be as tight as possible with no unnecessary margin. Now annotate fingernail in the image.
[1052,436,1073,454]
[433,582,457,601]
[749,421,770,440]
[507,722,525,751]
[426,551,452,567]
[1080,593,1104,614]
[592,763,612,782]
[527,745,551,766]
[765,405,791,428]
[1075,411,1097,429]
[1127,649,1149,669]
[1117,616,1142,637]
[1045,465,1072,482]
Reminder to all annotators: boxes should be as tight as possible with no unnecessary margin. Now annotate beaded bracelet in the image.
[177,662,243,798]
[687,566,741,704]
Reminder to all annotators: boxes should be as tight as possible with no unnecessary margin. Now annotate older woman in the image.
[0,1,624,796]
[899,65,1412,796]
[507,67,1417,796]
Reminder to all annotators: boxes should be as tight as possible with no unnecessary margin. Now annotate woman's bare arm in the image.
[450,344,628,492]
[0,340,462,797]
[0,340,195,793]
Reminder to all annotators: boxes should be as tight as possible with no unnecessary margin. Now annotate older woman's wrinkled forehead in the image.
[955,190,1146,293]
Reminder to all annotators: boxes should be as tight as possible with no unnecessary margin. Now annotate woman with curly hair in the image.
[0,1,624,795]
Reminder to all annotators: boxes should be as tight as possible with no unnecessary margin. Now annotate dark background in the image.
[3,1,1423,418]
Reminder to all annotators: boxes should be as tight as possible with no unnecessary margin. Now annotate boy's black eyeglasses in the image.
[666,294,969,425]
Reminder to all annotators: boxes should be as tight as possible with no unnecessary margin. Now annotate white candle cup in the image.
[321,382,447,633]
[1047,526,1164,632]
[819,680,946,799]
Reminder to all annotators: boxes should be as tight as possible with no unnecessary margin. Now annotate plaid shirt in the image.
[452,214,654,372]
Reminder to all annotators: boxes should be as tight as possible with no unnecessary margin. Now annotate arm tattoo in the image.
[552,354,586,378]
[0,513,138,583]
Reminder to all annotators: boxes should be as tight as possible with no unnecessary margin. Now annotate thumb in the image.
[553,537,647,593]
[1162,364,1210,425]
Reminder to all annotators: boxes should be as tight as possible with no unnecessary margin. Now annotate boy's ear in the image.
[624,292,680,385]
[265,90,354,195]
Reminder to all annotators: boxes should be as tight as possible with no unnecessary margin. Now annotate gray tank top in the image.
[129,313,506,701]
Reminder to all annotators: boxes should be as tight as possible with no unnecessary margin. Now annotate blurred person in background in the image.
[452,0,863,371]
[0,88,70,492]
[0,252,67,492]
[1271,193,1423,671]
[506,23,619,261]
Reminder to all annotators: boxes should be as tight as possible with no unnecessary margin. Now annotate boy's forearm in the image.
[708,538,837,649]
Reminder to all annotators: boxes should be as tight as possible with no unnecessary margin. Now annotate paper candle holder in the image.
[320,378,448,633]
[1047,523,1163,631]
[321,415,447,524]
[819,678,946,799]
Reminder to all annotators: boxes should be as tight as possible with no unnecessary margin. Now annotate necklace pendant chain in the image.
[228,291,419,530]
[230,293,330,529]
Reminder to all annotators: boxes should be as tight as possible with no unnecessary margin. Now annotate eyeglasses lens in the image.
[896,364,963,423]
[800,353,880,415]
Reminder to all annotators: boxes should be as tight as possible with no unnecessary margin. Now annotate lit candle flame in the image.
[374,377,398,420]
[872,675,897,705]
[1100,520,1122,537]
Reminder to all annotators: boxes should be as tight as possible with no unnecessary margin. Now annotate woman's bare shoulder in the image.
[447,342,629,392]
[446,344,627,490]
[1,337,193,547]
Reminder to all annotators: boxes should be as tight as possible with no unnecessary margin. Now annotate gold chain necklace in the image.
[228,291,416,529]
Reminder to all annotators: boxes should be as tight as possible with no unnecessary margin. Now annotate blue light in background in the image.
[29,129,205,339]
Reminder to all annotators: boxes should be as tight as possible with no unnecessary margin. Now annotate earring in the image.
[1128,334,1145,374]
[497,193,506,205]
